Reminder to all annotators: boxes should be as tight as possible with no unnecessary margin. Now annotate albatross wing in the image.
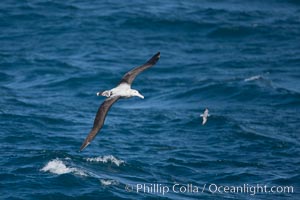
[202,117,207,125]
[119,52,160,85]
[80,96,120,151]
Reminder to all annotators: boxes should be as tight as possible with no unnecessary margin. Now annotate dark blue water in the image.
[1,0,300,199]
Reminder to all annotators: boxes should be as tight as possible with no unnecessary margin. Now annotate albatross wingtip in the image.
[155,52,160,59]
[147,52,160,65]
[79,141,90,152]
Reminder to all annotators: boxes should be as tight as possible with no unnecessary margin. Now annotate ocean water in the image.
[0,0,299,199]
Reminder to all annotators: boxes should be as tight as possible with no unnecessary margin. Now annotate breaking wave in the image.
[100,179,119,186]
[41,158,87,176]
[86,155,124,167]
[244,75,262,82]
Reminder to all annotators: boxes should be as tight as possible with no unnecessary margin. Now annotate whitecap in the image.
[86,155,124,166]
[41,158,87,176]
[244,75,262,82]
[100,179,119,186]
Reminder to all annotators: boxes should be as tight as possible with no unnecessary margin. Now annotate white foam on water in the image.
[41,158,87,176]
[100,179,119,186]
[244,75,262,82]
[86,155,124,166]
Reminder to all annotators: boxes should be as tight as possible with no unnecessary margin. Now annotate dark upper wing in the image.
[80,96,120,151]
[119,52,160,85]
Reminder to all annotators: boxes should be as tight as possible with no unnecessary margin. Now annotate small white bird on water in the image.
[200,108,209,125]
[80,52,160,151]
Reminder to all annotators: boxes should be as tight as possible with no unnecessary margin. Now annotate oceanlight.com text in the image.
[207,183,294,195]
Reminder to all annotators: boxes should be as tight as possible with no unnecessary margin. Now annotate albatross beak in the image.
[137,92,144,99]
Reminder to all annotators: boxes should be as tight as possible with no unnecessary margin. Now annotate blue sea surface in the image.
[0,0,300,199]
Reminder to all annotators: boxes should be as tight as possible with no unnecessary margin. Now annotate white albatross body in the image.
[97,83,144,99]
[200,108,209,125]
[80,52,160,151]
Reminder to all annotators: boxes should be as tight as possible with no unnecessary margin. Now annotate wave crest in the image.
[100,179,119,186]
[86,155,124,166]
[41,158,87,176]
[244,75,262,82]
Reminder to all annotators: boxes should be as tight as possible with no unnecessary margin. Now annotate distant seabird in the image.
[80,52,160,151]
[200,108,209,125]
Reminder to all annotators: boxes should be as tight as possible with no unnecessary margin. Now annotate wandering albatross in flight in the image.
[80,52,160,151]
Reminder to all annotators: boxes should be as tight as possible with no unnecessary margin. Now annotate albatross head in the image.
[131,89,144,99]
